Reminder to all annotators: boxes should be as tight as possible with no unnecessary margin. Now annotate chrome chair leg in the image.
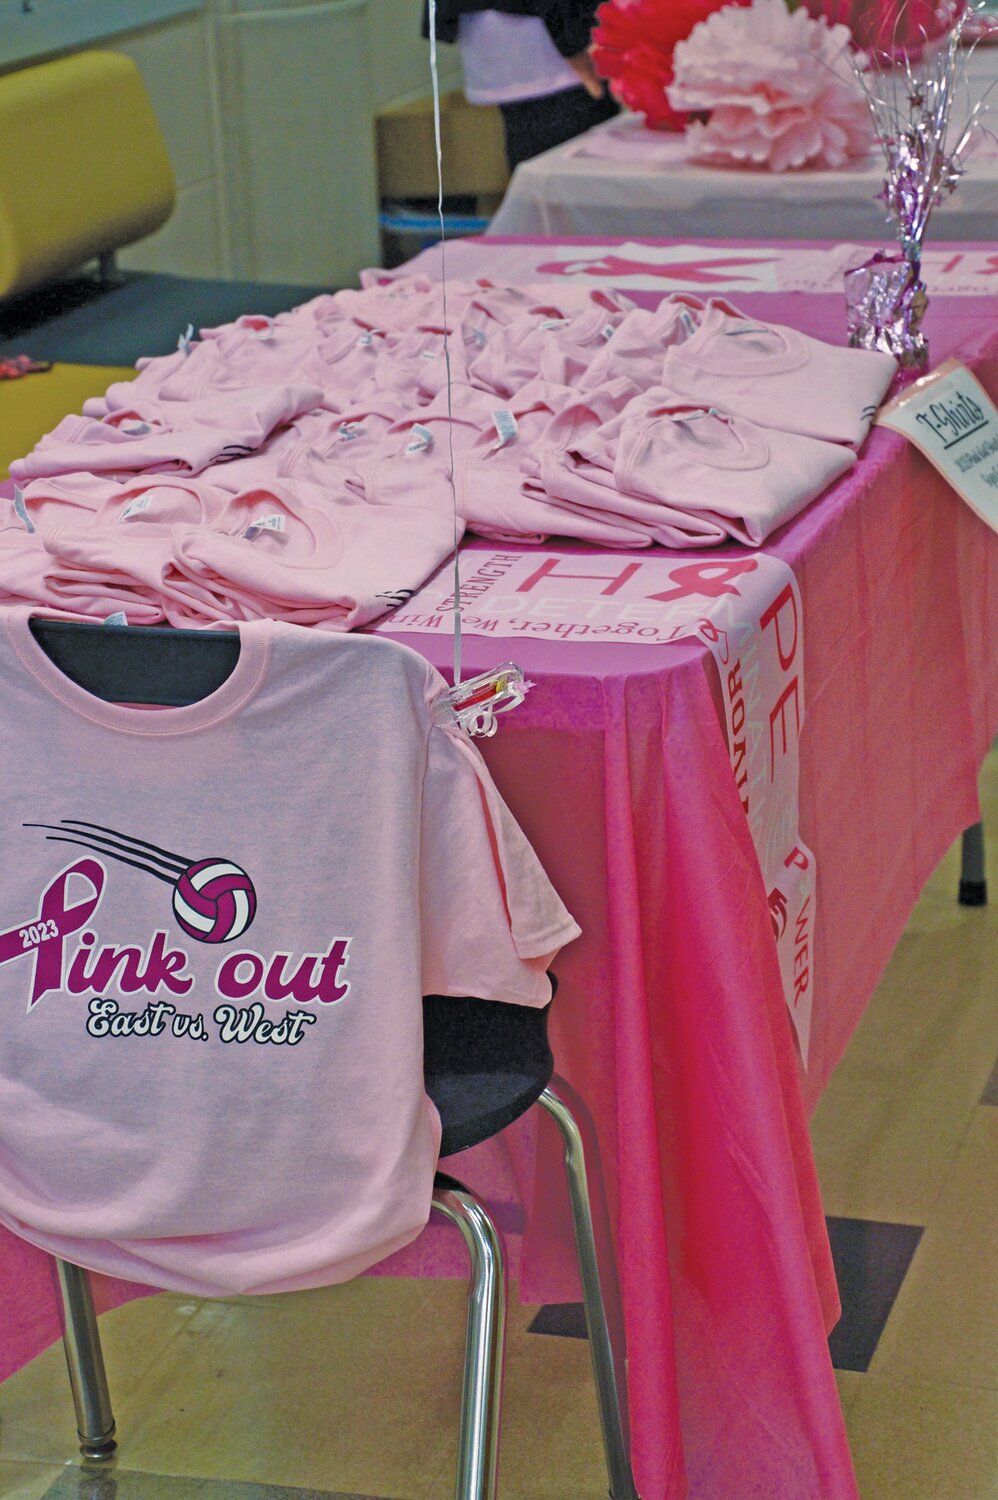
[959,820,988,906]
[539,1082,642,1500]
[432,1174,508,1500]
[53,1259,117,1459]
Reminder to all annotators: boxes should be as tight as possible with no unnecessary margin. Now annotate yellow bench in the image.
[0,50,322,478]
[0,51,175,302]
[1,364,135,481]
[0,51,173,473]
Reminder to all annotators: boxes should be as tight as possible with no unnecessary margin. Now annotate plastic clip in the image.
[433,663,531,739]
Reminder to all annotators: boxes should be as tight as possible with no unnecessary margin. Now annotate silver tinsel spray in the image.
[844,0,996,367]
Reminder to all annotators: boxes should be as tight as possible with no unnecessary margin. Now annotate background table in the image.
[2,240,997,1500]
[489,48,998,240]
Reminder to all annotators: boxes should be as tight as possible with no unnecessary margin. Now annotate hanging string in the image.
[422,5,530,740]
[427,0,463,686]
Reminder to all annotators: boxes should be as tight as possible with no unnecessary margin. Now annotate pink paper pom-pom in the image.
[668,0,875,171]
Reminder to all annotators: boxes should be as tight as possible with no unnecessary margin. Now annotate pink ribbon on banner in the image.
[533,252,779,284]
[0,858,106,1008]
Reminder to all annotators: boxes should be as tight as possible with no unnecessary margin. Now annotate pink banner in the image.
[373,239,998,297]
[378,548,815,1058]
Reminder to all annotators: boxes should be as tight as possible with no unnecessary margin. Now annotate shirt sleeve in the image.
[419,720,581,1005]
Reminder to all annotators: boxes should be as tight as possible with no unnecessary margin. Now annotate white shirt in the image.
[458,11,579,105]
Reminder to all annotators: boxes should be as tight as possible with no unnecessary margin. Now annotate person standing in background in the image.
[429,1,618,171]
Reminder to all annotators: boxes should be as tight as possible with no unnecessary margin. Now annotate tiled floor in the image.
[1,753,996,1500]
[811,749,998,1500]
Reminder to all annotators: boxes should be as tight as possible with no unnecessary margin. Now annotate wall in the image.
[0,0,196,67]
[367,0,459,108]
[1,0,460,284]
[116,10,224,278]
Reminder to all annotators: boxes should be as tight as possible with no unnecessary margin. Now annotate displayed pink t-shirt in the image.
[0,615,580,1295]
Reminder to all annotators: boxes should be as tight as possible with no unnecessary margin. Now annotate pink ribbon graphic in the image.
[534,252,779,284]
[0,858,106,1008]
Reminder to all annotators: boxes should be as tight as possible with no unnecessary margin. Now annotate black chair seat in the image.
[52,972,640,1498]
[423,992,554,1158]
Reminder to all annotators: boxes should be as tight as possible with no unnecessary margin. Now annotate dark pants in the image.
[499,86,619,172]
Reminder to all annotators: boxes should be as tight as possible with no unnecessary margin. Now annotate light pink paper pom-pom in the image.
[668,0,875,171]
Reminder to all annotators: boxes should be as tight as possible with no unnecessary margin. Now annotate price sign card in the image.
[876,358,998,535]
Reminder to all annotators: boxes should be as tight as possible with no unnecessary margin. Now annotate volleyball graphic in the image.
[24,819,258,944]
[172,858,257,944]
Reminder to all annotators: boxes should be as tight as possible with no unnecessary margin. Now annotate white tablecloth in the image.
[490,48,998,241]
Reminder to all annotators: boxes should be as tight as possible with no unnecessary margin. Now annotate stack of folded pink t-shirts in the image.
[1,275,896,624]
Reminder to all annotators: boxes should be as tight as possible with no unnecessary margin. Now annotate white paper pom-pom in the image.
[668,0,874,172]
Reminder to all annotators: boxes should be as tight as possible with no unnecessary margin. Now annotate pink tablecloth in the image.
[2,240,997,1500]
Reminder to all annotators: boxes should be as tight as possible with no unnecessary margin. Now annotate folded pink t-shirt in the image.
[15,475,243,625]
[170,477,460,630]
[538,390,856,546]
[467,299,633,398]
[573,294,730,392]
[458,377,647,547]
[661,307,896,447]
[10,382,323,482]
[0,497,164,622]
[0,272,890,616]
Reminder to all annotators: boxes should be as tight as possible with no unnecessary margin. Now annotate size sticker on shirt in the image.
[244,514,286,539]
[876,359,998,535]
[13,488,33,533]
[120,495,153,520]
[492,410,518,447]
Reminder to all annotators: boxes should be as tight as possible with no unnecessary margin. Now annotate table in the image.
[489,49,998,240]
[2,239,997,1500]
